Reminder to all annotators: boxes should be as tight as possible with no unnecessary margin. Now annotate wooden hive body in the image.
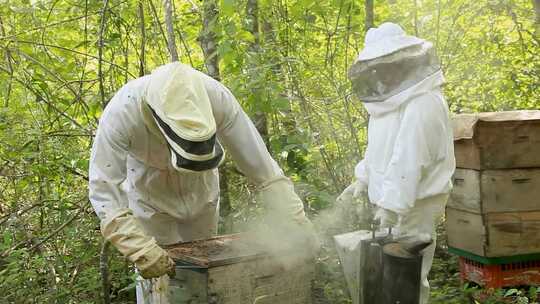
[446,208,540,257]
[165,234,314,304]
[448,168,540,214]
[453,110,540,170]
[447,111,540,257]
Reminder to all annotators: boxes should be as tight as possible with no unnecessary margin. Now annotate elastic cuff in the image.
[128,240,160,263]
[100,208,133,231]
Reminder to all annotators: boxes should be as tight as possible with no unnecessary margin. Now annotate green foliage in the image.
[0,0,538,302]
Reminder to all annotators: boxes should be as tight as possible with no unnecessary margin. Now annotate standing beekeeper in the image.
[337,23,455,303]
[89,62,316,303]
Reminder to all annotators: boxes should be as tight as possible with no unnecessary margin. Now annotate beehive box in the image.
[452,110,540,170]
[165,234,314,304]
[446,207,540,257]
[448,168,540,214]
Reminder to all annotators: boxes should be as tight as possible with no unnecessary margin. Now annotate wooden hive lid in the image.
[452,110,540,141]
[164,234,266,268]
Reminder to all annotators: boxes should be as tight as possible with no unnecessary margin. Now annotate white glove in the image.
[101,208,175,279]
[136,246,176,279]
[258,176,308,223]
[258,176,320,254]
[336,180,367,204]
[373,207,399,228]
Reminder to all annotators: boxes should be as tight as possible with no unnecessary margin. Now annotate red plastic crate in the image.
[459,256,540,289]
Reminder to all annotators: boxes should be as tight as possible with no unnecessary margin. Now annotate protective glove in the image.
[135,246,176,279]
[328,181,369,234]
[258,176,321,255]
[101,208,175,279]
[336,180,367,204]
[373,207,399,228]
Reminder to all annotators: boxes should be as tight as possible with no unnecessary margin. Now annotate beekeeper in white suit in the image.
[89,62,316,303]
[337,23,455,303]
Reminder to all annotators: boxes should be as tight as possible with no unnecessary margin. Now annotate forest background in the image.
[0,0,539,303]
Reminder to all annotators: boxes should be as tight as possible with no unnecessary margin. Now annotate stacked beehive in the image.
[446,110,540,288]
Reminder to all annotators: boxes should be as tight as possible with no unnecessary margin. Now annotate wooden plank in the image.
[477,121,540,169]
[449,169,540,214]
[445,207,486,256]
[454,139,481,170]
[448,169,481,213]
[208,261,256,303]
[447,208,540,257]
[170,267,209,302]
[485,211,540,257]
[481,169,540,213]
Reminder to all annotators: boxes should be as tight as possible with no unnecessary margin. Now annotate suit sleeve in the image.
[354,159,369,186]
[88,102,130,220]
[207,79,283,185]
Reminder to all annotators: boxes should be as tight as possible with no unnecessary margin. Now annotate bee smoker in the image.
[335,221,431,304]
[380,239,431,304]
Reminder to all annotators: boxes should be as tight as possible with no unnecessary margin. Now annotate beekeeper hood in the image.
[349,22,440,103]
[143,62,224,172]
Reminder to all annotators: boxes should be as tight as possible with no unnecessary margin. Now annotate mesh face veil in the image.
[349,43,441,103]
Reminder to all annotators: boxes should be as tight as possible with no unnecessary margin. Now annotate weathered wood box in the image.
[452,110,540,170]
[448,110,540,257]
[165,234,314,304]
[448,168,540,214]
[446,207,540,257]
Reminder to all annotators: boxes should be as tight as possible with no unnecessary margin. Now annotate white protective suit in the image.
[89,66,307,303]
[346,23,456,304]
[355,71,454,303]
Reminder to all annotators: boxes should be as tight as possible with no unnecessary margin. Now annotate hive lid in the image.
[452,110,540,140]
[164,234,266,268]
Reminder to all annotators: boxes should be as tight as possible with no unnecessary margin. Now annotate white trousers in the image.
[135,204,219,304]
[391,193,448,304]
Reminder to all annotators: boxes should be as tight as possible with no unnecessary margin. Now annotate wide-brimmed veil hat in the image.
[143,62,224,172]
[354,22,425,62]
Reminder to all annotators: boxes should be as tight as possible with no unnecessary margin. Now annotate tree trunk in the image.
[200,0,220,80]
[262,19,295,133]
[164,0,179,61]
[365,0,374,33]
[199,0,232,232]
[0,15,13,107]
[245,0,269,148]
[98,0,110,108]
[534,0,540,37]
[413,0,419,36]
[138,1,146,76]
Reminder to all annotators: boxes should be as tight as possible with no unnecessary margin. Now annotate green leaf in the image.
[222,0,234,16]
[504,288,519,297]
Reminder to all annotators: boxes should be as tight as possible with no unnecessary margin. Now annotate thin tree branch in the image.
[164,0,179,61]
[27,208,82,252]
[138,1,146,76]
[100,241,111,304]
[98,0,111,109]
[148,0,169,63]
[3,41,134,76]
[365,0,374,32]
[0,1,130,41]
[0,15,13,107]
[0,65,90,132]
[1,205,84,257]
